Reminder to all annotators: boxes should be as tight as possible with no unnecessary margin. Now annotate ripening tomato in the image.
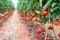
[30,13,35,18]
[42,11,48,16]
[35,10,40,15]
[48,25,54,30]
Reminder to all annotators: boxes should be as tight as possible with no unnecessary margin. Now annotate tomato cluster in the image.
[19,7,60,40]
[0,9,14,20]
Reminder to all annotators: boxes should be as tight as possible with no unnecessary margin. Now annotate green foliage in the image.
[42,0,60,22]
[0,0,15,12]
[17,0,28,12]
[17,0,60,22]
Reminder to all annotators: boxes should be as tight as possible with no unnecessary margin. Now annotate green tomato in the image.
[35,10,40,15]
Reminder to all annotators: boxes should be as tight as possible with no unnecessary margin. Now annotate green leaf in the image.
[52,3,57,8]
[43,0,52,8]
[51,13,56,19]
[58,15,60,18]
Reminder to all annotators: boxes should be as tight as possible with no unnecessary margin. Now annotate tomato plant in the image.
[0,0,59,40]
[17,0,60,39]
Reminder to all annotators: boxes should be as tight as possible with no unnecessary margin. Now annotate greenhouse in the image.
[0,0,60,40]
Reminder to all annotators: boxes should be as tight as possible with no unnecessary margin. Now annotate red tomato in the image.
[26,17,32,21]
[41,35,44,39]
[35,34,39,38]
[42,11,48,16]
[30,13,35,18]
[36,18,40,22]
[46,37,51,40]
[41,28,45,32]
[58,33,60,38]
[37,28,44,33]
[48,25,54,30]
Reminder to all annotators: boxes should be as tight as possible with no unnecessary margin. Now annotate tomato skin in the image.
[35,10,40,15]
[26,17,32,21]
[42,11,48,16]
[41,28,45,32]
[43,7,49,11]
[58,33,60,38]
[35,34,39,38]
[36,18,40,22]
[44,8,49,11]
[41,35,44,39]
[37,28,42,33]
[48,25,54,30]
[42,7,49,16]
[30,13,35,18]
[46,37,51,40]
[37,28,45,33]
